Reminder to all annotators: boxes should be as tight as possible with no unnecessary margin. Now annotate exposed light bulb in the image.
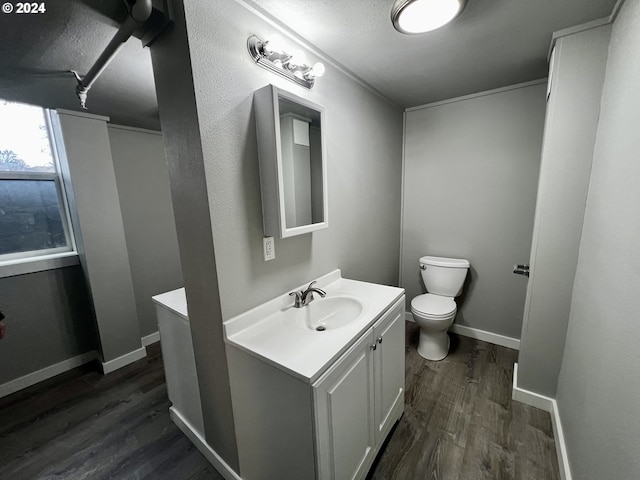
[261,41,274,56]
[265,35,286,54]
[310,62,325,78]
[288,49,306,69]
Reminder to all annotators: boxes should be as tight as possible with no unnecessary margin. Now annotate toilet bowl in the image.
[412,256,469,361]
[411,294,457,360]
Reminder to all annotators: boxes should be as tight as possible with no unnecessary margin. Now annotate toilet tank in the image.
[419,256,470,297]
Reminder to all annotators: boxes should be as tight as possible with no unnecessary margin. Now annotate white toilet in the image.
[411,255,469,361]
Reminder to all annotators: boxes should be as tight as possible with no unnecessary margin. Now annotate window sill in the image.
[0,251,80,279]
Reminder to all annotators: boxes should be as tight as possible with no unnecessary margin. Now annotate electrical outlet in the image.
[263,236,275,261]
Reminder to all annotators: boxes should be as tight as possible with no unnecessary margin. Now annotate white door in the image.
[314,330,376,480]
[373,300,405,443]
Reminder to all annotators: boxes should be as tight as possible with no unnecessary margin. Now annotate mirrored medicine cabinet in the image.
[254,84,328,238]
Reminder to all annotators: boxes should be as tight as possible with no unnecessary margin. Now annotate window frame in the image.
[0,106,77,266]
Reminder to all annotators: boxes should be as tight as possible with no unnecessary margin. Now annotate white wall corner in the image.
[511,363,553,410]
[101,346,147,374]
[512,363,572,480]
[405,311,521,350]
[170,407,243,480]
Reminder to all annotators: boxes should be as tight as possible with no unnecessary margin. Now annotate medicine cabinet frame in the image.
[254,84,328,238]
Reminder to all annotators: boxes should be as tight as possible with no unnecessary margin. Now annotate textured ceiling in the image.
[247,0,618,107]
[0,0,619,128]
[0,0,159,129]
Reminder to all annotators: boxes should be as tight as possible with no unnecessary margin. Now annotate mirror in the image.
[254,85,328,238]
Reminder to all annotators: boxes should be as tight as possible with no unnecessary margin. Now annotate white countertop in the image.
[151,272,405,384]
[223,270,404,384]
[152,287,188,320]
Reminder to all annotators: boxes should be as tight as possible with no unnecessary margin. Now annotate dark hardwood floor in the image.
[0,344,223,480]
[1,323,559,480]
[367,322,560,480]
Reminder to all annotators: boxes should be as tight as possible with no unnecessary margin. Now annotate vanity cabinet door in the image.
[373,299,405,444]
[314,330,376,480]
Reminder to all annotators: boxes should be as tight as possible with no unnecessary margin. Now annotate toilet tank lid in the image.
[419,256,470,268]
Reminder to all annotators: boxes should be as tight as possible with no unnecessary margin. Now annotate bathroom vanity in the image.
[154,270,405,480]
[224,270,405,480]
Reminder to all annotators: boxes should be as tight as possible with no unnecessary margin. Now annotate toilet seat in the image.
[411,294,456,318]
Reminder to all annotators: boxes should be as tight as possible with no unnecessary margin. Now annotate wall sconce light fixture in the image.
[248,35,325,89]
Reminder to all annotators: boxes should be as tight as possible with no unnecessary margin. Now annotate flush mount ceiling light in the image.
[248,35,325,89]
[391,0,467,34]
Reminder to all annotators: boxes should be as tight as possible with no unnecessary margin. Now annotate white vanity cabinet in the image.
[314,298,405,480]
[226,292,405,480]
[373,301,406,442]
[152,289,205,437]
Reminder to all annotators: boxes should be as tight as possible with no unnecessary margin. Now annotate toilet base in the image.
[417,329,450,361]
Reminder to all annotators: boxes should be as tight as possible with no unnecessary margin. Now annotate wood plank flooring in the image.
[0,344,223,480]
[367,322,560,480]
[1,323,559,480]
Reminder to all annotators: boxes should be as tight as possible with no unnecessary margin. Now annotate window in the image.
[0,100,75,263]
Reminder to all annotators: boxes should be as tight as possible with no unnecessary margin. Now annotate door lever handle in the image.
[513,264,530,277]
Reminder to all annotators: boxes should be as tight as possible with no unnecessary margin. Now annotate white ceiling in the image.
[249,0,618,107]
[0,0,618,128]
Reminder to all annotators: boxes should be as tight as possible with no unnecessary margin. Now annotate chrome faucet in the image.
[289,281,327,308]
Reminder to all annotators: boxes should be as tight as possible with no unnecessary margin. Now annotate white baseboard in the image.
[141,331,160,346]
[449,324,520,350]
[404,312,520,350]
[0,350,99,399]
[550,397,572,480]
[511,363,553,410]
[101,346,147,374]
[170,407,243,480]
[512,363,572,480]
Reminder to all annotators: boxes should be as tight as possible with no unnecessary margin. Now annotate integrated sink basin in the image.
[285,296,364,332]
[223,269,405,382]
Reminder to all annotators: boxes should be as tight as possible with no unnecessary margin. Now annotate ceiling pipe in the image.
[71,0,153,109]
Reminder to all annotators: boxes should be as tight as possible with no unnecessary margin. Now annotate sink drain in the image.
[315,326,326,331]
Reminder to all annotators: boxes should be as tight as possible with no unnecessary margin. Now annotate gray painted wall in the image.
[402,83,546,339]
[183,1,404,320]
[0,121,182,386]
[54,111,141,362]
[151,0,403,473]
[0,266,95,384]
[107,125,183,338]
[149,1,240,470]
[517,24,611,396]
[556,0,640,477]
